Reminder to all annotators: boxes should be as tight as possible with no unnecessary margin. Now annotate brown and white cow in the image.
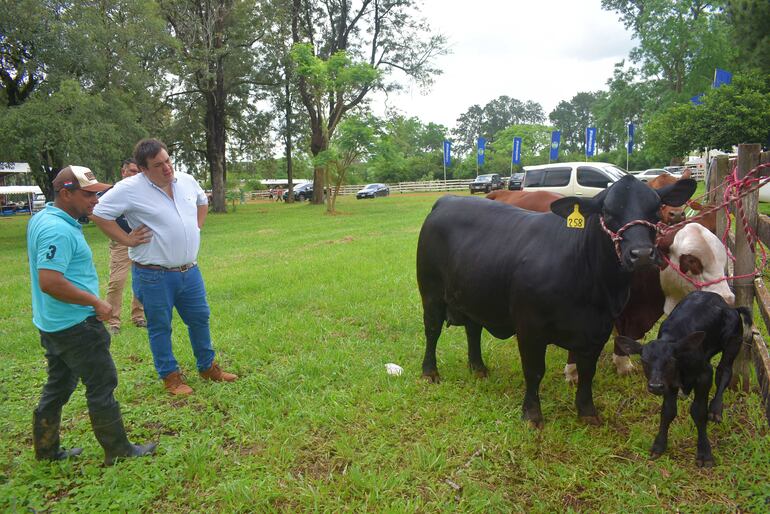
[659,222,734,315]
[485,190,564,211]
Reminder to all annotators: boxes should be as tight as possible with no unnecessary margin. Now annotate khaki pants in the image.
[105,240,144,328]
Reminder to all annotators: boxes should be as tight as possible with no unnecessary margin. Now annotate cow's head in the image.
[616,332,706,395]
[551,176,696,271]
[660,204,686,224]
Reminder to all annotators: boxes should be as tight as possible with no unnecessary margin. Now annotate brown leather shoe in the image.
[199,362,238,382]
[163,371,193,395]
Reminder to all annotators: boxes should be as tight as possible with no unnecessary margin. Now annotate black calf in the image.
[617,290,752,467]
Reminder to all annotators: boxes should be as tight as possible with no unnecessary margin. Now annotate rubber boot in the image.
[89,404,157,466]
[33,409,83,461]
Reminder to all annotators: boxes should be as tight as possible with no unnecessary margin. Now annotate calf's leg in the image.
[574,350,602,424]
[708,336,740,422]
[465,323,488,378]
[692,368,715,467]
[516,339,546,428]
[651,392,677,459]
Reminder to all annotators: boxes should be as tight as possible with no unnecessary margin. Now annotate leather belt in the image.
[133,262,197,272]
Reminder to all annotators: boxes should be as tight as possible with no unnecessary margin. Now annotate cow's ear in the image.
[679,254,703,275]
[615,335,643,356]
[657,178,696,207]
[551,196,602,219]
[675,331,706,354]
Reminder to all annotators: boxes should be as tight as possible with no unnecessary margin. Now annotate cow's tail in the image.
[737,306,754,346]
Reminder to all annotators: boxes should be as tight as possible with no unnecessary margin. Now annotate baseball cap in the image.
[53,166,112,193]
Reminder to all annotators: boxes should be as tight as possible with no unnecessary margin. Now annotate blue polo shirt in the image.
[27,203,99,332]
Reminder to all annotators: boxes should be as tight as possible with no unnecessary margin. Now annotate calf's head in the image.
[616,332,706,395]
[551,176,696,271]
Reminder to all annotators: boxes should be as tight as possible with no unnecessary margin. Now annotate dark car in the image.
[356,183,390,199]
[508,172,525,190]
[469,173,503,194]
[283,182,313,201]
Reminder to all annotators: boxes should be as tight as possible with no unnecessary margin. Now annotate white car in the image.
[522,162,628,198]
[635,168,675,183]
[32,193,46,211]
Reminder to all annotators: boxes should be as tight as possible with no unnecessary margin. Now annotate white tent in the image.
[0,185,43,215]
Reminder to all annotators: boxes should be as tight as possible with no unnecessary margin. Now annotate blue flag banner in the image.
[549,131,560,161]
[691,94,705,105]
[585,127,597,157]
[627,123,635,154]
[512,137,522,165]
[477,137,486,166]
[443,140,451,166]
[713,68,732,88]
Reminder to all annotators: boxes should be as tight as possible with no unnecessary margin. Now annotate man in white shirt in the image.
[104,159,146,335]
[91,138,237,395]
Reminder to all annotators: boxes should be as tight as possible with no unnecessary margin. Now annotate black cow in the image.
[416,175,695,427]
[616,291,753,467]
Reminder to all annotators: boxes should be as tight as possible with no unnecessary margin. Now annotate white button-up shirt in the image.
[93,172,208,267]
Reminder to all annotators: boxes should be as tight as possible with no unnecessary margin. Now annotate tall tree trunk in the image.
[310,124,327,204]
[206,13,228,213]
[205,74,227,213]
[284,57,295,203]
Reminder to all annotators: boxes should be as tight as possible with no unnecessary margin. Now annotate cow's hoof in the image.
[470,365,489,378]
[612,354,635,376]
[421,371,440,384]
[696,456,715,468]
[708,411,722,423]
[649,450,663,460]
[528,419,544,430]
[521,408,544,429]
[579,415,602,426]
[563,363,578,385]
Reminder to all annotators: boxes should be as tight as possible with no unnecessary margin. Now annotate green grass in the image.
[1,194,769,512]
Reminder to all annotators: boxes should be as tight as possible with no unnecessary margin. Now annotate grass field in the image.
[1,193,769,512]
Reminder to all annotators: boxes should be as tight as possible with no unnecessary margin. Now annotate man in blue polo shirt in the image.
[27,165,156,465]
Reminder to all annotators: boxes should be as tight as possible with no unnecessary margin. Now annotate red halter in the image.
[599,216,662,262]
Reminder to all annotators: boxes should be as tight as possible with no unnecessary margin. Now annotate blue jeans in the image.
[132,265,215,378]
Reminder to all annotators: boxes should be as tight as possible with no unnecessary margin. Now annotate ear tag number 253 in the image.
[567,204,584,229]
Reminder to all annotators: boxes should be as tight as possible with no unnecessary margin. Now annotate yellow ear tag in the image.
[567,204,585,229]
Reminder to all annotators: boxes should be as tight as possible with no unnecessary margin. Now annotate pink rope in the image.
[656,161,770,288]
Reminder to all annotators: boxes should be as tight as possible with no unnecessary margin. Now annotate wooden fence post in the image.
[732,143,762,391]
[708,156,730,238]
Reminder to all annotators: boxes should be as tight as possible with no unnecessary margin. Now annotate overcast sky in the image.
[372,0,637,131]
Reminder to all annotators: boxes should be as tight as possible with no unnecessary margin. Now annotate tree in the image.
[160,0,272,212]
[548,92,600,153]
[0,1,170,192]
[601,0,736,96]
[645,71,770,162]
[697,71,770,151]
[315,115,374,213]
[290,42,379,202]
[291,0,447,204]
[452,97,545,156]
[0,81,146,199]
[484,124,553,173]
[724,0,770,72]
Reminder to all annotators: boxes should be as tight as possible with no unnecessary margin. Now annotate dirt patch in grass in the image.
[143,421,179,436]
[291,428,350,482]
[324,235,355,244]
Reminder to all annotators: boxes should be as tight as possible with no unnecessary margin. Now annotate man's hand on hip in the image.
[126,225,152,247]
